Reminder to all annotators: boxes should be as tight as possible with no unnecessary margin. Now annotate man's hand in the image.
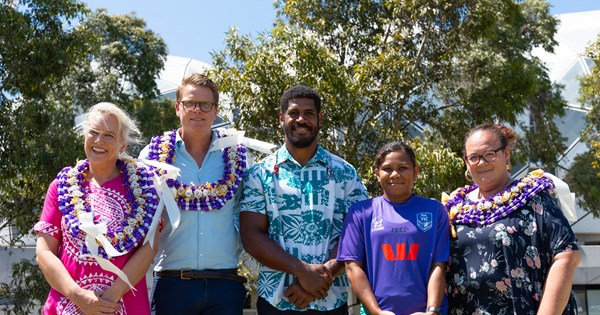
[284,280,318,309]
[295,263,333,299]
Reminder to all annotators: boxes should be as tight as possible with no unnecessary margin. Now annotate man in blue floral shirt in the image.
[240,85,368,315]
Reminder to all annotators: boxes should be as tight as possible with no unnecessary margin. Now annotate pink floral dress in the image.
[34,177,150,315]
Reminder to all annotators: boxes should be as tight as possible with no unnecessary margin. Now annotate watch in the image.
[425,306,442,315]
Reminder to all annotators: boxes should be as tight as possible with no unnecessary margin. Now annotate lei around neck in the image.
[147,129,247,211]
[443,169,555,227]
[57,158,159,258]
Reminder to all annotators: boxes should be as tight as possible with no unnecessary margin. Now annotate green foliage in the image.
[565,152,600,218]
[409,138,466,198]
[579,33,600,169]
[0,1,170,309]
[567,33,600,216]
[54,9,168,112]
[0,257,49,314]
[0,99,80,237]
[0,0,90,101]
[130,97,181,156]
[0,4,169,241]
[212,0,566,197]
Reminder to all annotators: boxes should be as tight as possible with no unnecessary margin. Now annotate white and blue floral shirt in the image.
[241,145,368,311]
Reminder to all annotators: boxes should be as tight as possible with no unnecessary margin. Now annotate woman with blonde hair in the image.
[35,102,162,314]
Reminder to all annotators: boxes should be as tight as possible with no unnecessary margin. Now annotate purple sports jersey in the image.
[337,195,450,315]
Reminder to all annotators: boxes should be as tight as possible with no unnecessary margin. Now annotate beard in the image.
[283,122,319,148]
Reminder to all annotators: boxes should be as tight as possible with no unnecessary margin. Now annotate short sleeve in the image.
[239,164,268,215]
[33,179,62,240]
[343,169,369,215]
[538,192,579,256]
[433,201,450,263]
[337,201,368,263]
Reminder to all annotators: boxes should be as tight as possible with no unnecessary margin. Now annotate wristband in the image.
[425,306,442,315]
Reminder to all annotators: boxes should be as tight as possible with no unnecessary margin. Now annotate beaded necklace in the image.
[147,129,247,211]
[57,158,159,258]
[443,169,555,227]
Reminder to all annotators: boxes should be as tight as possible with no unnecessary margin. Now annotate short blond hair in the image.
[82,102,142,145]
[175,73,219,105]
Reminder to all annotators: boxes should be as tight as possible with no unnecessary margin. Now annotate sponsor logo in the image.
[381,243,420,260]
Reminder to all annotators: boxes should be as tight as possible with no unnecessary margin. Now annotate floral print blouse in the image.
[446,191,578,315]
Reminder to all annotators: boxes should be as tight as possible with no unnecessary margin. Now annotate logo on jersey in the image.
[416,212,432,232]
[381,243,420,260]
[371,216,384,232]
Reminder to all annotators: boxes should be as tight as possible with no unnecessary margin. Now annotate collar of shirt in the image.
[276,144,329,168]
[174,129,218,151]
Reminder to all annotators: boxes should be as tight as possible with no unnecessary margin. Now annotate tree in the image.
[0,0,90,102]
[0,3,171,312]
[566,33,600,217]
[0,6,169,244]
[212,0,566,197]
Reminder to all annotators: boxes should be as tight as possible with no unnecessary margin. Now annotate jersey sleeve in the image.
[432,200,450,263]
[337,201,368,263]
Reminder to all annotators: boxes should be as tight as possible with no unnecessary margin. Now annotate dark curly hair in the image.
[279,85,321,113]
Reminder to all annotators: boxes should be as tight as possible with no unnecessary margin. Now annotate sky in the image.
[84,0,600,64]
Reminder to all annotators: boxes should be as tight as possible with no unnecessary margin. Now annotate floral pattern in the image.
[240,145,368,311]
[446,191,578,315]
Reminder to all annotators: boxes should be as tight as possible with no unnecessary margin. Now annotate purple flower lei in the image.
[147,129,247,211]
[56,158,159,258]
[443,169,555,226]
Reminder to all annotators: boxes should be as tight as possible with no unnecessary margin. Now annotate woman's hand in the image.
[70,289,119,314]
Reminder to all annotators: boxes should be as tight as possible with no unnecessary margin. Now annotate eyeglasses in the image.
[464,147,505,166]
[178,100,215,112]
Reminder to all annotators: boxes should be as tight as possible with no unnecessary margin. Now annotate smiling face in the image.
[280,98,323,149]
[464,130,511,194]
[84,113,127,167]
[176,84,217,135]
[376,150,419,203]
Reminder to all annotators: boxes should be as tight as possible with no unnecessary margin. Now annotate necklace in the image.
[57,158,159,258]
[443,169,555,227]
[147,129,247,211]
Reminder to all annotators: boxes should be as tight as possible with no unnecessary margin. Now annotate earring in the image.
[506,162,512,172]
[464,170,473,182]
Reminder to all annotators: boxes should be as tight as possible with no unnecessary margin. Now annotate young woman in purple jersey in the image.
[338,141,449,315]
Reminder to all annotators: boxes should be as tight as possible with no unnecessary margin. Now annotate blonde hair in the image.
[82,102,142,145]
[175,73,219,105]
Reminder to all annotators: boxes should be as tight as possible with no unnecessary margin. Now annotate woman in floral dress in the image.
[35,103,162,314]
[443,123,580,315]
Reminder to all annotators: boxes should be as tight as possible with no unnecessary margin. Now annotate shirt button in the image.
[199,253,203,256]
[200,232,204,236]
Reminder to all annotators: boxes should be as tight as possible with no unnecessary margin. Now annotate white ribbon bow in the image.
[136,159,182,239]
[78,212,136,291]
[210,128,277,155]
